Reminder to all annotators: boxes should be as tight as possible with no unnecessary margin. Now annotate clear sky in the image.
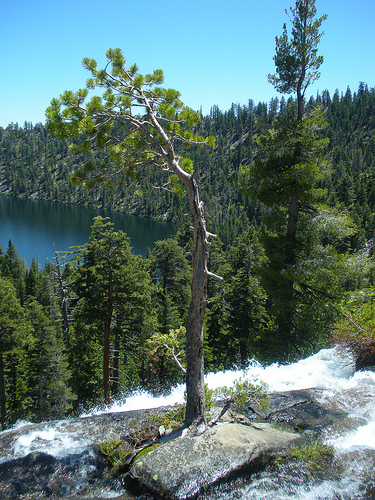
[1,0,374,128]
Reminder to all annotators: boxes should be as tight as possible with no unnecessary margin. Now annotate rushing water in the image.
[0,347,374,499]
[0,195,175,264]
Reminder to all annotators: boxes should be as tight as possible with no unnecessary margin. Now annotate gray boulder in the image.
[128,422,305,499]
[260,390,352,436]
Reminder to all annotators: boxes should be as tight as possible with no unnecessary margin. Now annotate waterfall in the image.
[1,346,374,499]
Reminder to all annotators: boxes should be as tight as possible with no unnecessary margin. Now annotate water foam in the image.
[3,347,373,460]
[80,383,186,417]
[97,346,375,456]
[12,422,93,459]
[331,420,375,451]
[82,346,357,417]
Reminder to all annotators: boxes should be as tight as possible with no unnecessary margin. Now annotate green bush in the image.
[276,441,334,471]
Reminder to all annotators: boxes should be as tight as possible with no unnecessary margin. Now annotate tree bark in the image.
[145,107,218,433]
[286,192,299,252]
[0,350,6,430]
[280,184,300,345]
[112,327,120,398]
[103,268,113,405]
[183,175,210,433]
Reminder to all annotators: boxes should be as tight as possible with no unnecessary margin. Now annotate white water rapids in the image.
[1,346,374,499]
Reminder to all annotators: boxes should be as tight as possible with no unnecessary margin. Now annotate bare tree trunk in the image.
[103,268,113,405]
[278,188,300,341]
[103,309,113,405]
[0,351,6,430]
[297,85,304,122]
[184,176,210,433]
[286,192,299,251]
[54,249,70,344]
[112,327,120,397]
[185,276,207,433]
[38,347,44,420]
[146,105,221,434]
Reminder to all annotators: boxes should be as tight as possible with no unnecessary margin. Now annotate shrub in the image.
[331,290,375,368]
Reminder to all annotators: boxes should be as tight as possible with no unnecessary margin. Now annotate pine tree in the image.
[24,300,75,421]
[46,49,217,433]
[240,0,334,355]
[224,227,270,364]
[6,238,26,303]
[0,277,32,429]
[70,216,156,405]
[25,258,39,298]
[150,239,191,335]
[268,0,327,121]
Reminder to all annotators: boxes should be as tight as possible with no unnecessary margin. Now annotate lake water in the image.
[0,195,175,266]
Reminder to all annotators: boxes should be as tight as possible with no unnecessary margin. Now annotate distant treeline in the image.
[1,83,375,250]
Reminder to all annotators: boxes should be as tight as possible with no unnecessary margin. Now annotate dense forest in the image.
[0,82,374,429]
[1,84,375,247]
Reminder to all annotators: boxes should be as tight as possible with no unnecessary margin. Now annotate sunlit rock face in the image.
[127,422,306,499]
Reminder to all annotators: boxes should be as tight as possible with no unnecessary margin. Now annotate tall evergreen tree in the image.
[268,0,327,121]
[6,238,26,303]
[150,239,191,335]
[25,258,39,299]
[0,277,31,429]
[71,216,155,405]
[24,300,75,421]
[224,227,270,364]
[240,0,332,354]
[46,48,217,433]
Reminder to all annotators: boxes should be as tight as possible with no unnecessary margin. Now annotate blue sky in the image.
[1,0,374,128]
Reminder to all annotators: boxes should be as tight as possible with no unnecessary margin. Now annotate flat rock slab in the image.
[128,422,305,499]
[261,390,351,436]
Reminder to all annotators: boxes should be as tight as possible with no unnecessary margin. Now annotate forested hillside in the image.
[1,83,375,249]
[0,83,374,429]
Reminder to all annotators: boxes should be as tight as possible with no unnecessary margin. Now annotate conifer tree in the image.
[268,0,327,121]
[70,216,155,405]
[0,277,32,429]
[6,238,26,303]
[25,258,39,298]
[46,49,217,433]
[224,227,270,364]
[150,238,191,335]
[25,300,75,420]
[240,0,331,354]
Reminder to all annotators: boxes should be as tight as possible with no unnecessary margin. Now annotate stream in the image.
[0,346,374,499]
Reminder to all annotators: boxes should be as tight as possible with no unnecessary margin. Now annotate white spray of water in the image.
[83,346,357,416]
[11,421,94,459]
[85,346,375,453]
[331,420,375,451]
[3,420,31,433]
[80,383,186,417]
[2,346,375,465]
[205,347,356,393]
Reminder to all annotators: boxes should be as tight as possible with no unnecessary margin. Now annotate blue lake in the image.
[0,195,175,266]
